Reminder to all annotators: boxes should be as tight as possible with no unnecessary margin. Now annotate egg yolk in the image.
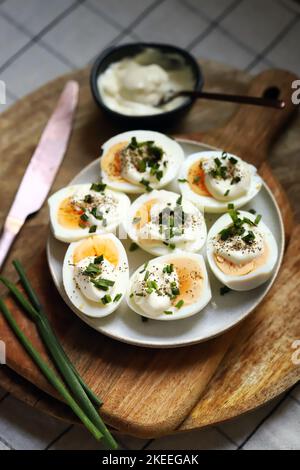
[188,161,212,197]
[73,236,119,266]
[214,243,269,276]
[170,258,203,305]
[101,141,128,182]
[58,197,84,229]
[134,199,158,230]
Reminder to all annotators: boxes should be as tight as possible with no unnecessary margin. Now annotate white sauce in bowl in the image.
[97,48,195,116]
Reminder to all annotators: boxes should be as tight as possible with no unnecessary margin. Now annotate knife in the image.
[0,80,79,269]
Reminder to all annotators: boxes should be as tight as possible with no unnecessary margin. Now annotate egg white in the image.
[207,211,278,291]
[126,253,212,321]
[100,130,184,194]
[48,184,130,243]
[178,151,262,213]
[123,190,207,256]
[63,233,129,318]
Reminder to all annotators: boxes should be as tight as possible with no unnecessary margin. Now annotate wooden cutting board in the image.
[0,60,299,438]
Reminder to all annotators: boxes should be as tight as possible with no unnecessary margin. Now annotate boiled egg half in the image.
[48,183,130,243]
[100,130,184,193]
[178,151,262,213]
[63,234,129,317]
[126,253,211,320]
[124,190,207,256]
[207,208,278,291]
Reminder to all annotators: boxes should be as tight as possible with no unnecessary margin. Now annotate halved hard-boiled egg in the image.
[63,234,129,317]
[123,190,207,256]
[48,183,130,243]
[100,130,184,193]
[178,151,262,213]
[207,207,278,291]
[126,253,211,320]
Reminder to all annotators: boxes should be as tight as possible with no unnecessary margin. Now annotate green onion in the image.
[113,293,122,302]
[177,178,187,183]
[175,299,184,309]
[255,214,262,225]
[176,195,182,206]
[92,278,115,291]
[164,310,173,315]
[80,213,89,222]
[101,294,112,304]
[249,208,256,214]
[90,182,106,192]
[89,225,97,233]
[229,157,237,164]
[1,266,117,449]
[0,299,102,443]
[12,261,101,409]
[140,178,152,192]
[94,255,104,264]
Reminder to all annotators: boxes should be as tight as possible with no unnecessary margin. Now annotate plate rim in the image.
[46,138,285,348]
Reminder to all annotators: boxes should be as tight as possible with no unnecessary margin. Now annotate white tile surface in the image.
[218,398,280,445]
[0,0,75,35]
[184,0,237,20]
[0,396,68,450]
[191,26,255,69]
[0,43,71,98]
[0,15,29,68]
[243,397,300,450]
[42,4,119,68]
[221,0,294,53]
[267,19,300,75]
[147,427,236,450]
[133,0,209,48]
[87,0,155,28]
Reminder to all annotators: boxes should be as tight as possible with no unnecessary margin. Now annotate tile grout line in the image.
[278,0,300,14]
[185,0,243,51]
[214,425,238,448]
[44,424,73,450]
[237,383,299,450]
[245,12,300,72]
[0,0,86,74]
[0,435,15,450]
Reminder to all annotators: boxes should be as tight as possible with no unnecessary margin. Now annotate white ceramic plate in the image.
[47,140,284,348]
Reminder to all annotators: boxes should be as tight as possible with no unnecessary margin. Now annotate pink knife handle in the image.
[0,222,21,270]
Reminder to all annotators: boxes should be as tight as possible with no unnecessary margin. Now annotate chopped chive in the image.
[178,178,187,183]
[89,225,97,233]
[129,242,139,252]
[176,195,182,205]
[222,151,228,159]
[229,157,238,165]
[80,213,89,222]
[231,176,241,185]
[94,255,104,264]
[101,294,112,304]
[92,278,115,291]
[249,208,256,214]
[255,214,262,225]
[220,286,231,296]
[164,310,173,315]
[132,217,141,225]
[242,230,255,244]
[140,178,152,192]
[90,182,106,192]
[129,292,134,298]
[113,293,122,302]
[214,157,221,167]
[175,299,184,309]
[144,270,150,281]
[163,264,174,274]
[147,280,158,290]
[224,189,230,197]
[228,203,234,209]
[139,261,149,273]
[84,194,93,203]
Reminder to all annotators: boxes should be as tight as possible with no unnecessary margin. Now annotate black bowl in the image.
[90,42,204,129]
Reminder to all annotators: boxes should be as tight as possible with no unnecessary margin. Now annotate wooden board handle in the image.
[189,69,298,167]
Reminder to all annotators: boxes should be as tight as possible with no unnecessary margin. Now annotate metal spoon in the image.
[158,89,286,109]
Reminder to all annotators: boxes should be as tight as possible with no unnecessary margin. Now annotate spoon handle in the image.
[180,90,285,109]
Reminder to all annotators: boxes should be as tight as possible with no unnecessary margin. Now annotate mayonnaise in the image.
[98,48,195,116]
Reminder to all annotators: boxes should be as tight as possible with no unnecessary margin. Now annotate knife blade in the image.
[0,80,79,269]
